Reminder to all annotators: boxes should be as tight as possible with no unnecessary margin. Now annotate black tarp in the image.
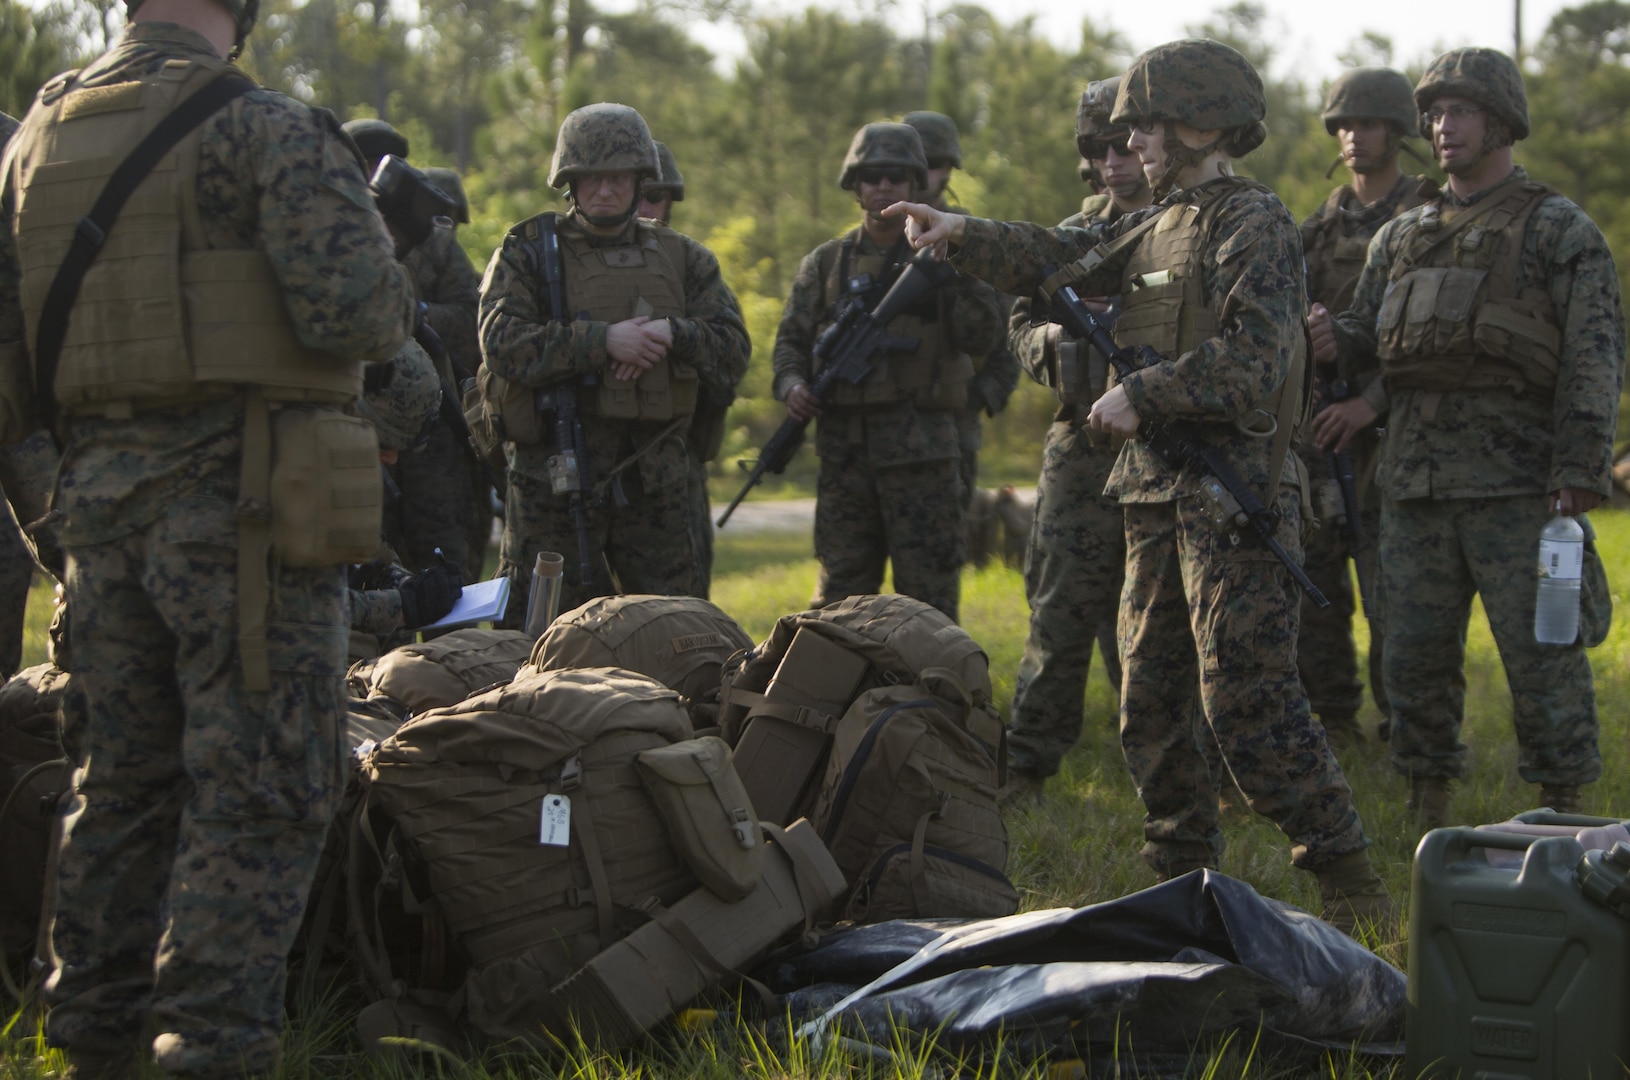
[758,870,1405,1064]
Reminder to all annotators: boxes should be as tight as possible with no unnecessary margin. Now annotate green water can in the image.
[1407,826,1630,1078]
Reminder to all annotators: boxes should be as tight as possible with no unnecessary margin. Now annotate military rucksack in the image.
[352,667,706,1047]
[530,594,753,728]
[348,628,534,716]
[0,664,71,993]
[719,594,1015,920]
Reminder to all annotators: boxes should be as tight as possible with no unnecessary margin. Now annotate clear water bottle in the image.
[1534,511,1584,644]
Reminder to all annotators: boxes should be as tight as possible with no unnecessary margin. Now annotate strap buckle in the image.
[73,216,106,252]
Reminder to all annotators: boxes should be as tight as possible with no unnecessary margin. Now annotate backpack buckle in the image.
[559,754,582,790]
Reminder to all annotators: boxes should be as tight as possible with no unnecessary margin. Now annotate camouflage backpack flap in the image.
[0,664,72,979]
[531,594,754,712]
[720,594,1002,753]
[364,628,534,714]
[359,667,698,1046]
[809,684,1016,924]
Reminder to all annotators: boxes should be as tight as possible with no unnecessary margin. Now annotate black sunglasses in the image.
[857,167,913,186]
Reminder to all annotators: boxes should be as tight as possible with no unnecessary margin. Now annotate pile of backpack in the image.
[2,592,1019,1055]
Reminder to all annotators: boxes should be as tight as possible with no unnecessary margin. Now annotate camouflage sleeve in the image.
[1007,296,1058,387]
[416,228,481,371]
[1119,189,1305,422]
[953,213,1137,297]
[239,94,415,362]
[478,230,607,388]
[348,587,404,634]
[1539,201,1626,494]
[770,246,830,401]
[670,235,750,394]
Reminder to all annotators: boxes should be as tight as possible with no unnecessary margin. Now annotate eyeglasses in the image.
[857,167,913,186]
[1126,118,1163,135]
[1084,138,1134,160]
[1425,103,1484,125]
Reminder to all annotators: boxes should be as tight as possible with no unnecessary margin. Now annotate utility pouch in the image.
[1580,514,1613,649]
[270,407,382,567]
[1055,337,1081,406]
[479,366,543,446]
[461,377,507,470]
[635,736,764,902]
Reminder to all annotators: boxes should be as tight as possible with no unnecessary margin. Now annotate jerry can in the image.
[1407,823,1630,1078]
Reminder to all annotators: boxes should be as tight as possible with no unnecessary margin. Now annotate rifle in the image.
[1046,279,1330,609]
[1323,377,1374,617]
[716,253,958,527]
[528,213,598,591]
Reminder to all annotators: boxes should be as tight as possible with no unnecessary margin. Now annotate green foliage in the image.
[0,0,76,118]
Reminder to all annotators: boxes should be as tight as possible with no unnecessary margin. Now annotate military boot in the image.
[1408,776,1453,834]
[1314,848,1395,937]
[997,770,1046,810]
[1539,783,1582,815]
[1318,710,1364,751]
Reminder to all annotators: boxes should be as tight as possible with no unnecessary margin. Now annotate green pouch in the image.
[1579,514,1613,649]
[636,736,764,901]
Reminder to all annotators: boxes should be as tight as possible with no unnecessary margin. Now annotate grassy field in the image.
[6,508,1630,1078]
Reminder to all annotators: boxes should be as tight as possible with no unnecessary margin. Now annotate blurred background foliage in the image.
[5,0,1630,486]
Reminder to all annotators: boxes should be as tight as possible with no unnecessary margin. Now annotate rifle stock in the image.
[1047,278,1330,609]
[716,253,957,528]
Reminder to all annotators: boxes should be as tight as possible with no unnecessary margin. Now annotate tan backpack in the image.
[355,667,702,1046]
[0,664,71,993]
[349,628,534,715]
[530,595,752,728]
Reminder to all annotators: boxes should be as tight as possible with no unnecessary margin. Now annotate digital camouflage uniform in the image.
[1333,166,1624,788]
[1005,194,1125,779]
[772,229,1004,622]
[0,111,32,679]
[1297,173,1431,735]
[953,177,1366,878]
[388,197,484,574]
[0,22,413,1075]
[479,108,749,618]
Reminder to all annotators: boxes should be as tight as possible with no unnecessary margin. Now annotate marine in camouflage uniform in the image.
[344,120,485,575]
[901,112,1020,530]
[772,122,1004,622]
[1004,79,1152,787]
[636,141,742,595]
[0,1,414,1072]
[348,341,463,660]
[479,104,749,617]
[1320,49,1625,823]
[893,40,1385,930]
[1296,68,1435,746]
[0,111,33,679]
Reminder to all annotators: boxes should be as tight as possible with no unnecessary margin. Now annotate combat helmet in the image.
[1414,47,1529,140]
[1076,76,1130,158]
[902,111,963,168]
[1112,38,1266,134]
[343,119,410,167]
[838,122,928,191]
[548,103,660,188]
[1321,68,1418,135]
[645,141,685,201]
[424,167,470,224]
[356,341,442,452]
[127,0,257,57]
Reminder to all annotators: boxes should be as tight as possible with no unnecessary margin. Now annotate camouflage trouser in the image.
[687,453,715,596]
[1381,494,1600,785]
[0,502,33,679]
[47,483,347,1076]
[957,409,982,519]
[1120,494,1366,877]
[389,420,478,572]
[498,436,703,621]
[1008,422,1123,777]
[813,454,964,622]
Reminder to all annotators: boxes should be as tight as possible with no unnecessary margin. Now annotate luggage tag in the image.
[540,794,571,847]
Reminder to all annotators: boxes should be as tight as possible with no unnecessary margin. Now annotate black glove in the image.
[397,563,464,628]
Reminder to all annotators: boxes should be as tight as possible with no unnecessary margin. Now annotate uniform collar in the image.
[117,21,224,58]
[562,210,640,247]
[1442,165,1526,209]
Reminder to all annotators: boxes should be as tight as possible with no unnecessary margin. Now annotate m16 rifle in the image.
[716,253,957,527]
[1322,376,1374,617]
[1046,278,1329,609]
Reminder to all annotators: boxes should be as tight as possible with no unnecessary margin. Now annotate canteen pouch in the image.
[270,407,382,567]
[636,736,764,901]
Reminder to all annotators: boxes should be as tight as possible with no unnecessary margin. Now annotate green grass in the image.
[9,510,1630,1077]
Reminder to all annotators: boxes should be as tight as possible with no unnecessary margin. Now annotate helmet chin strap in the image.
[1150,120,1223,199]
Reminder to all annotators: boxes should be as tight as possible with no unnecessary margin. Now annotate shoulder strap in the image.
[1392,173,1534,281]
[31,70,255,427]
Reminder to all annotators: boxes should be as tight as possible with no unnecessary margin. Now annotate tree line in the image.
[5,0,1630,469]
